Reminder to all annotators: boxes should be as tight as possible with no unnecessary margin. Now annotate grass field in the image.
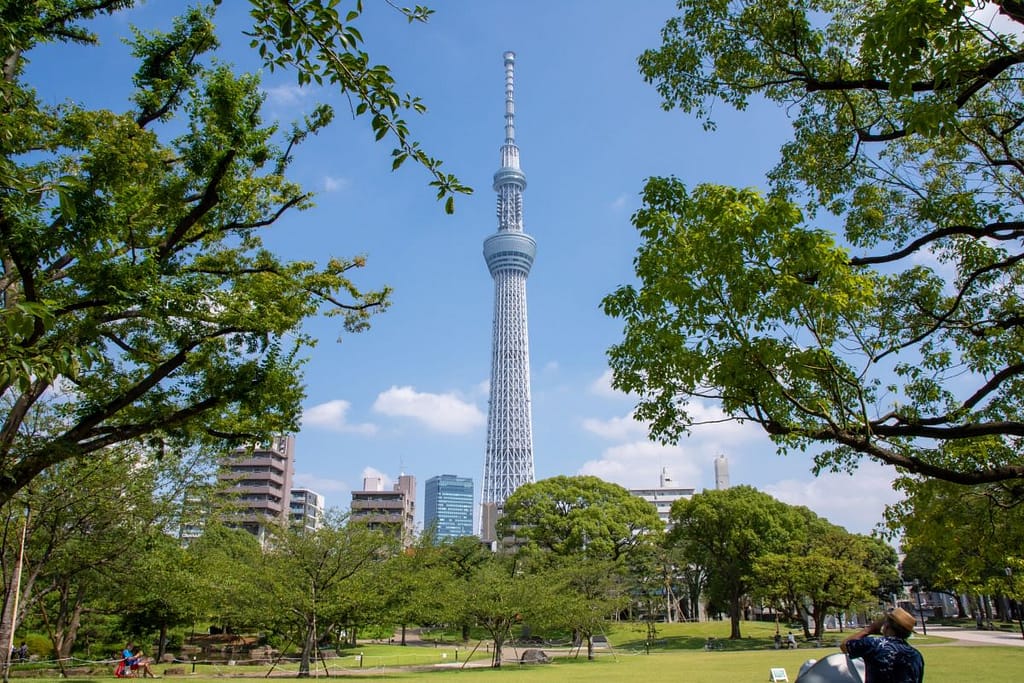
[14,620,1023,682]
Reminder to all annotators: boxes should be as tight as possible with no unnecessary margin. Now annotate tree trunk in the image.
[156,622,168,662]
[969,595,984,628]
[0,585,15,683]
[811,607,825,639]
[729,597,742,639]
[491,637,503,668]
[297,621,315,677]
[0,508,28,683]
[586,635,594,661]
[798,605,812,639]
[489,622,512,669]
[51,581,86,660]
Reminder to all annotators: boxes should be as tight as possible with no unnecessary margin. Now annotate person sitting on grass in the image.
[130,646,159,678]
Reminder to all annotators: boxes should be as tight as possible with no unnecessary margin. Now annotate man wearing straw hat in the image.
[840,607,924,682]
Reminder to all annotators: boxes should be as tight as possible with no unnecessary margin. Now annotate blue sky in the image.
[30,1,904,535]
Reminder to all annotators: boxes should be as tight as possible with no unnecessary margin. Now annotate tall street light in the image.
[912,580,927,636]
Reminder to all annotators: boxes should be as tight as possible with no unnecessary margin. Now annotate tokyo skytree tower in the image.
[481,51,536,523]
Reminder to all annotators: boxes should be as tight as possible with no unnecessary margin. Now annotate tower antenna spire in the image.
[481,51,536,543]
[504,51,516,145]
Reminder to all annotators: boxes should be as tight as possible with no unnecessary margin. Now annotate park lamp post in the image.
[1004,567,1024,640]
[911,580,927,636]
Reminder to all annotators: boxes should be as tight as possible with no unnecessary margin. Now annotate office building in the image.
[350,474,416,546]
[424,474,474,539]
[217,435,295,544]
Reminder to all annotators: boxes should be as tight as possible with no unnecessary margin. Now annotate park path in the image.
[924,625,1024,647]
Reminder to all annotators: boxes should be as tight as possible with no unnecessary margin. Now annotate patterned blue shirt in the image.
[845,635,924,683]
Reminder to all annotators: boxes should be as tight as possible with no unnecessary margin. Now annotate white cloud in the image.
[764,462,902,536]
[373,386,485,434]
[323,175,349,192]
[292,472,349,494]
[262,83,309,107]
[542,360,559,373]
[359,467,393,491]
[578,440,701,490]
[583,401,762,447]
[589,368,627,398]
[610,194,628,211]
[582,412,648,440]
[686,411,768,449]
[302,399,378,435]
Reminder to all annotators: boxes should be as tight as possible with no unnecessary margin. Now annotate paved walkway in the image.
[925,625,1024,647]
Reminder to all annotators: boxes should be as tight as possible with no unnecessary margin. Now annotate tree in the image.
[545,558,630,660]
[497,475,663,561]
[378,533,463,646]
[668,486,797,639]
[893,478,1024,622]
[623,533,688,632]
[119,535,205,661]
[0,442,203,666]
[0,0,469,510]
[860,534,902,603]
[261,514,393,677]
[602,0,1024,490]
[460,555,552,669]
[185,523,265,633]
[436,535,492,642]
[752,523,884,639]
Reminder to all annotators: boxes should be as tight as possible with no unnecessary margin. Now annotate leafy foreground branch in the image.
[605,0,1024,490]
[0,1,468,507]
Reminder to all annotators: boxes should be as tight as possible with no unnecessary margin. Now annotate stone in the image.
[520,649,551,664]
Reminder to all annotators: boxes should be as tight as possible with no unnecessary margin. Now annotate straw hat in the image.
[887,607,917,634]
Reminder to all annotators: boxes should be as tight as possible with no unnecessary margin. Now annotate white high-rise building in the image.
[629,467,694,529]
[481,52,536,541]
[290,488,325,532]
[714,455,730,489]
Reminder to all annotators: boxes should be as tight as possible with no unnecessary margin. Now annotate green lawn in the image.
[15,620,1022,682]
[22,647,1023,683]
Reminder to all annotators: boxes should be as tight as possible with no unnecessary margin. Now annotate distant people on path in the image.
[10,642,27,662]
[774,632,782,649]
[787,632,798,649]
[841,607,924,683]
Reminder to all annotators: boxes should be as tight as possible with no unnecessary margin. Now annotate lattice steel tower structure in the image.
[481,51,536,531]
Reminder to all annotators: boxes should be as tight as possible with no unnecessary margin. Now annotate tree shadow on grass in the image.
[617,634,778,652]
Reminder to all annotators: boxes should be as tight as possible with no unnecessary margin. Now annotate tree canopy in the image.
[668,485,798,638]
[0,1,467,507]
[261,514,394,677]
[603,0,1024,490]
[893,478,1024,602]
[497,475,662,561]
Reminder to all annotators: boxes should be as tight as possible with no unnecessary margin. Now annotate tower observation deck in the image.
[481,51,535,539]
